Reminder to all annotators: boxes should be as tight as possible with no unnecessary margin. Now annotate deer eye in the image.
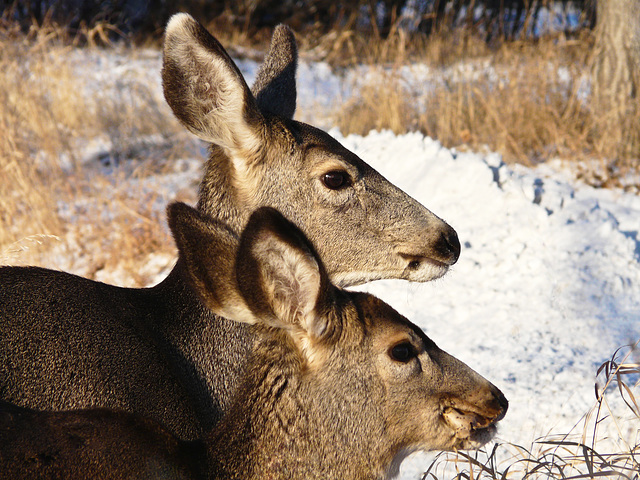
[322,170,351,190]
[389,342,417,363]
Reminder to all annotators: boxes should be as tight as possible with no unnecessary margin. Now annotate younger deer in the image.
[0,204,507,480]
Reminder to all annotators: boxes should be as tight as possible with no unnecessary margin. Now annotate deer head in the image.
[162,14,460,288]
[169,203,507,479]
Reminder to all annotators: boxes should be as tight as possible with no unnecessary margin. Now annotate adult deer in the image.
[0,14,460,439]
[0,204,505,480]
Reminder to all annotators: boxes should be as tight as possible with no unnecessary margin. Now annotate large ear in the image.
[167,202,255,324]
[162,13,264,159]
[236,208,335,343]
[250,24,298,119]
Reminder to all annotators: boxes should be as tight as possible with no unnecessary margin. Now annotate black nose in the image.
[438,227,461,264]
[494,388,509,422]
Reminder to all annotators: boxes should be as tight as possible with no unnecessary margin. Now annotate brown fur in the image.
[0,205,506,480]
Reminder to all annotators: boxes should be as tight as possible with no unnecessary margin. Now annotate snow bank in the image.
[332,129,640,477]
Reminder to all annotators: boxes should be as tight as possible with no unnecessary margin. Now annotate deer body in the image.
[0,205,506,480]
[0,265,242,438]
[0,14,459,440]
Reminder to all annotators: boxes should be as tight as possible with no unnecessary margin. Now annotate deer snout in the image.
[399,224,460,271]
[441,383,508,450]
[492,386,509,422]
[462,382,508,425]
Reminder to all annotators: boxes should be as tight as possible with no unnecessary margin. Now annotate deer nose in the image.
[494,388,509,421]
[482,384,509,424]
[437,226,460,265]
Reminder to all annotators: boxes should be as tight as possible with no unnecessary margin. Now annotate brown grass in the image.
[0,19,186,283]
[332,31,640,189]
[0,23,73,258]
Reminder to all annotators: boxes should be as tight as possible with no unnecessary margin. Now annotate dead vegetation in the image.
[0,19,187,281]
[332,29,640,190]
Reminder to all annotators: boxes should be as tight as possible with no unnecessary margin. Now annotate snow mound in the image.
[330,129,640,478]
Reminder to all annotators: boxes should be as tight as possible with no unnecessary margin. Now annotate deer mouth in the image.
[402,254,447,269]
[398,253,451,282]
[442,406,500,449]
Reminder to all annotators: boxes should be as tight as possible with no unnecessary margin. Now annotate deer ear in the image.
[236,208,334,342]
[162,14,264,159]
[167,202,255,324]
[251,24,298,119]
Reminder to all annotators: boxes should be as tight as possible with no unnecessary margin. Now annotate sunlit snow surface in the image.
[334,130,640,477]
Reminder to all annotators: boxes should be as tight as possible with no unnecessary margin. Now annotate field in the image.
[1,16,639,479]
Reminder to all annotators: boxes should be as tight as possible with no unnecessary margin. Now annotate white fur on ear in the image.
[258,234,322,335]
[162,14,264,165]
[256,235,334,368]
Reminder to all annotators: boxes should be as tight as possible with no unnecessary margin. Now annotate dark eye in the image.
[322,170,351,190]
[389,342,416,363]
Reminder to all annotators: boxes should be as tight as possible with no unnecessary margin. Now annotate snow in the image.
[334,130,640,477]
[15,46,640,477]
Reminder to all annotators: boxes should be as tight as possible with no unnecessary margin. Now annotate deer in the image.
[0,203,506,480]
[0,14,461,440]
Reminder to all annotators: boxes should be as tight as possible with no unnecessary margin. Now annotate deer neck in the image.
[204,336,391,480]
[150,260,254,434]
[196,145,252,234]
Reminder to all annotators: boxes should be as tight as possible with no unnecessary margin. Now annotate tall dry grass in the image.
[0,23,77,255]
[0,19,188,283]
[332,30,640,189]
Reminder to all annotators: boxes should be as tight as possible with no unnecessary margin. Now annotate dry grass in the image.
[424,341,640,479]
[0,23,75,252]
[300,10,493,68]
[332,31,640,189]
[0,19,187,283]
